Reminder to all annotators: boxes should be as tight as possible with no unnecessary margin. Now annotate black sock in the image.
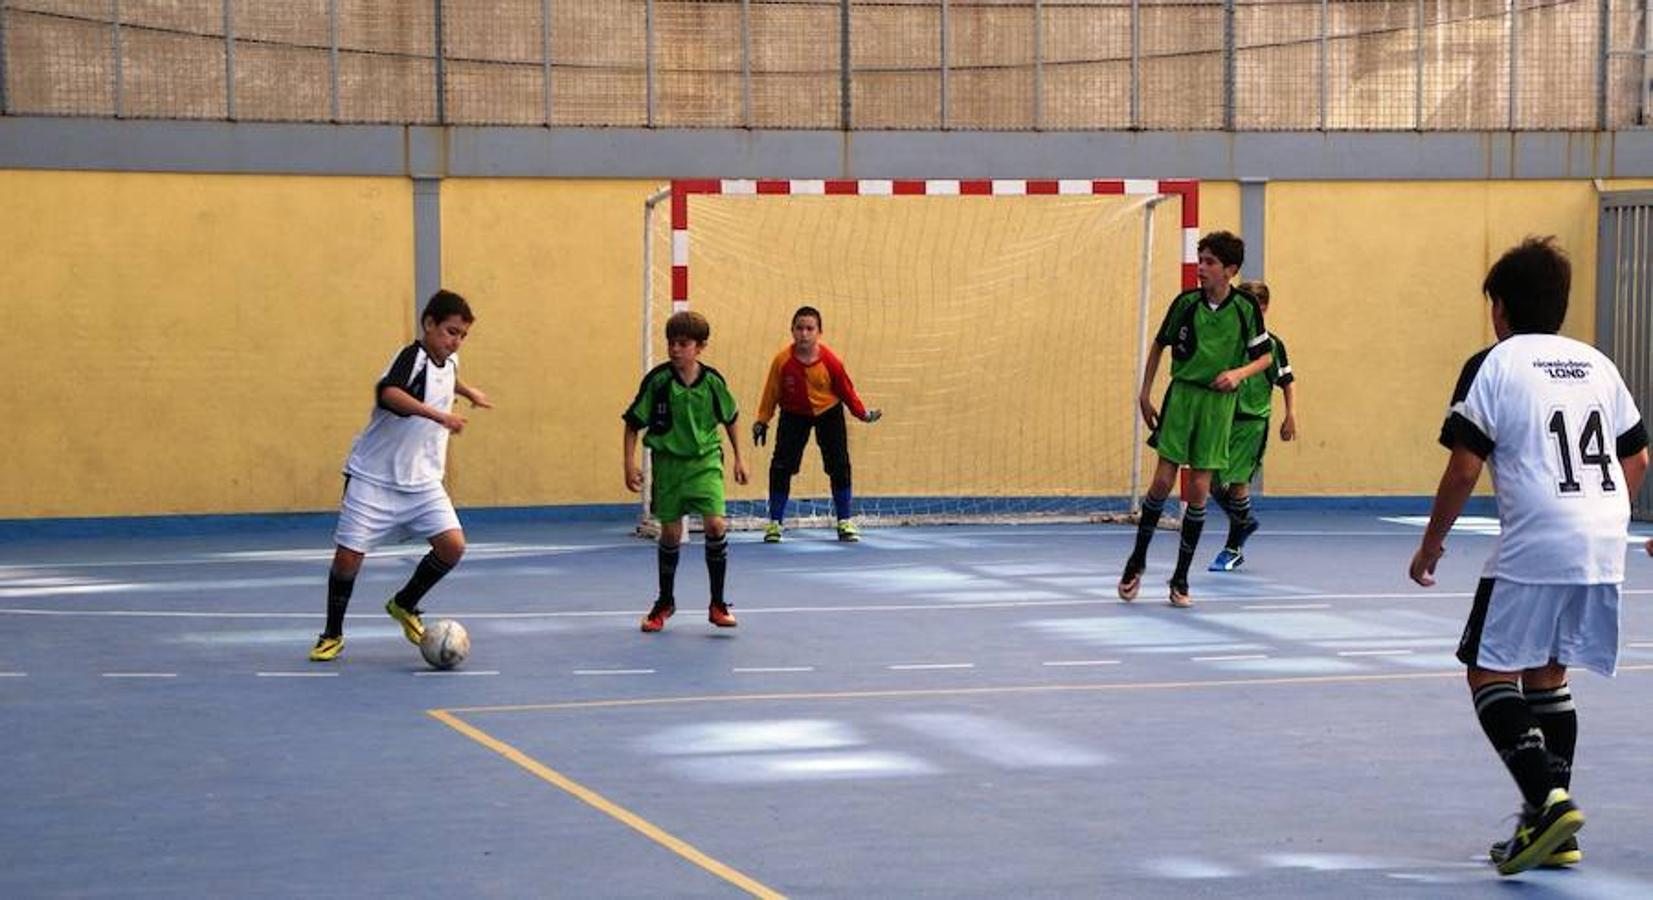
[1127,495,1165,573]
[392,551,453,612]
[323,571,355,637]
[1172,503,1206,584]
[657,543,680,606]
[705,535,728,604]
[1526,683,1577,791]
[1225,494,1254,550]
[1473,682,1556,809]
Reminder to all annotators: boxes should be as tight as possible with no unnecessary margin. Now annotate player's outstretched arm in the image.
[1138,344,1165,430]
[725,422,749,485]
[456,379,493,409]
[1409,444,1484,587]
[755,351,785,435]
[821,348,875,422]
[380,385,466,433]
[1620,446,1649,498]
[1622,446,1648,556]
[1211,352,1272,393]
[622,426,644,492]
[1279,381,1298,441]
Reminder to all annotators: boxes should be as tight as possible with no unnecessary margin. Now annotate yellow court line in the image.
[427,708,786,900]
[428,663,1653,895]
[440,663,1653,715]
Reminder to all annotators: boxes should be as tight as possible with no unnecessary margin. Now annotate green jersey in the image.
[1235,334,1293,420]
[623,362,739,458]
[1154,287,1272,386]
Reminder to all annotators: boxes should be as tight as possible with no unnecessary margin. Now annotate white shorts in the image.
[1457,577,1621,677]
[333,477,460,554]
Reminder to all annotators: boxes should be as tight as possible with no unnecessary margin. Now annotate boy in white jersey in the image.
[309,290,492,662]
[1409,237,1648,876]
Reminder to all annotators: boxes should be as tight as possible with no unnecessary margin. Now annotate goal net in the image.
[642,178,1197,531]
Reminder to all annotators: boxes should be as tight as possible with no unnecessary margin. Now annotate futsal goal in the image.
[641,178,1198,532]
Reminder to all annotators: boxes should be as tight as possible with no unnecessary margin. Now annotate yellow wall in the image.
[1200,181,1241,237]
[1258,180,1645,496]
[438,179,656,507]
[3,171,1645,519]
[0,170,412,517]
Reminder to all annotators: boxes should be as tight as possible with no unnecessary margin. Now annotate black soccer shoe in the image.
[1491,833,1580,869]
[1494,788,1584,876]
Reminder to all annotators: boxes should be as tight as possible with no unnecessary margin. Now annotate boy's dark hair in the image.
[792,306,823,329]
[1198,231,1245,270]
[422,289,474,325]
[666,310,711,344]
[1237,280,1270,303]
[1483,236,1570,334]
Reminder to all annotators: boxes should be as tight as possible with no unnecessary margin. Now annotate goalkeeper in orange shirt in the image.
[752,306,882,542]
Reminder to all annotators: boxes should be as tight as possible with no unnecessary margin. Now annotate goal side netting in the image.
[641,178,1197,532]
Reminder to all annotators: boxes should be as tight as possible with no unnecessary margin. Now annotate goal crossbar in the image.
[670,178,1200,311]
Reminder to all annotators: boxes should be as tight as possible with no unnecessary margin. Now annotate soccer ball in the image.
[419,619,470,670]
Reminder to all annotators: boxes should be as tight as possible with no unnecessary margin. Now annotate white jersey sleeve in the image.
[342,343,458,490]
[1440,334,1646,585]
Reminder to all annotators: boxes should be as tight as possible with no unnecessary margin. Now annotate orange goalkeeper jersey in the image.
[757,343,869,421]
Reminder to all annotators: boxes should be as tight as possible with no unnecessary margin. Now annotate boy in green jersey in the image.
[1209,280,1297,571]
[623,310,750,632]
[1119,231,1273,607]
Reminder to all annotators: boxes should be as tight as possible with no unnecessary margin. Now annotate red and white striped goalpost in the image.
[640,177,1201,528]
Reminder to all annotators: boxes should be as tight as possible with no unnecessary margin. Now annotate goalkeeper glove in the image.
[863,408,882,424]
[753,421,768,446]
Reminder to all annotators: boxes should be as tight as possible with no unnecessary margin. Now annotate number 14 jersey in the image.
[1441,332,1648,585]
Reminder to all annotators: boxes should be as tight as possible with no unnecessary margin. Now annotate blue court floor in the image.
[3,509,1652,898]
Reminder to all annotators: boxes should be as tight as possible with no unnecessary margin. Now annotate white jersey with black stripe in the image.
[1441,333,1647,585]
[343,342,457,490]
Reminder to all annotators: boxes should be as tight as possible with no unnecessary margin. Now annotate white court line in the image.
[102,672,177,678]
[573,668,655,676]
[256,671,338,678]
[732,666,815,673]
[413,670,499,677]
[1192,654,1269,662]
[2,609,337,618]
[0,541,636,571]
[1042,659,1122,667]
[888,663,975,671]
[0,577,315,599]
[1630,641,1653,649]
[1337,649,1414,657]
[0,590,1480,620]
[0,525,1636,573]
[12,588,1653,622]
[0,672,26,677]
[1243,603,1332,610]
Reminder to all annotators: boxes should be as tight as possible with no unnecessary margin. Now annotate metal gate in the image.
[1597,190,1653,520]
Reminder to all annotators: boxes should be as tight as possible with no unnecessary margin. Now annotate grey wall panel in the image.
[1240,179,1265,281]
[5,117,1653,180]
[445,127,845,178]
[1597,191,1653,520]
[413,177,442,319]
[0,117,408,175]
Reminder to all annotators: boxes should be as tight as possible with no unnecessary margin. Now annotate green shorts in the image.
[1147,380,1236,471]
[1218,416,1269,486]
[650,451,726,521]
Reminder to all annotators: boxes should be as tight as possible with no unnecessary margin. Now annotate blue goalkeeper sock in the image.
[832,485,853,521]
[767,471,791,523]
